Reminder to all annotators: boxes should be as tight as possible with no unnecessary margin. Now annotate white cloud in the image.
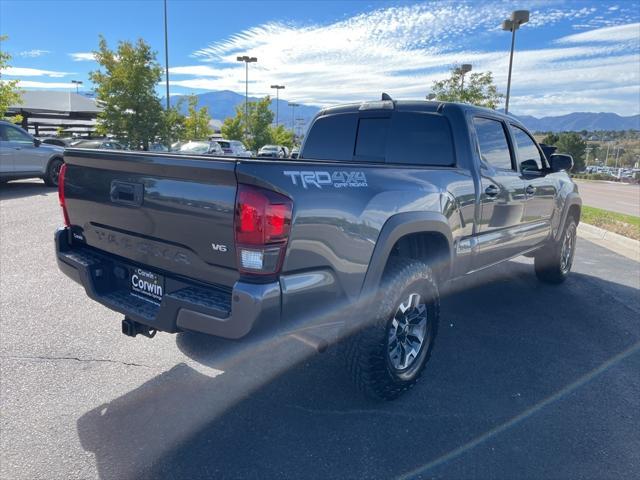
[556,22,640,43]
[178,2,640,116]
[170,65,221,76]
[69,52,95,62]
[13,80,78,89]
[1,67,72,78]
[18,49,50,58]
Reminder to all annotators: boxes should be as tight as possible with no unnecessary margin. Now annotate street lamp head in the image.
[248,57,258,63]
[270,85,285,89]
[461,64,472,74]
[511,10,530,25]
[501,19,514,31]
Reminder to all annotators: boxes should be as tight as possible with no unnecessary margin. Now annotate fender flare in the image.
[360,211,453,298]
[554,193,582,241]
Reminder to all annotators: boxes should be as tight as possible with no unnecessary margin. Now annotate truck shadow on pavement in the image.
[76,260,640,480]
[0,180,54,200]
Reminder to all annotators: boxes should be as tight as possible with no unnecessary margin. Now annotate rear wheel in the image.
[344,258,440,400]
[535,217,577,284]
[44,158,64,187]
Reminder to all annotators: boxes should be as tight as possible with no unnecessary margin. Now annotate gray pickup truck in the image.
[55,98,581,399]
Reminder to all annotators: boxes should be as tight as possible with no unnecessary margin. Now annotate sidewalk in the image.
[577,223,640,262]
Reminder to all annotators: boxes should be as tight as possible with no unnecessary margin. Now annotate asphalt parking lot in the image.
[1,180,639,480]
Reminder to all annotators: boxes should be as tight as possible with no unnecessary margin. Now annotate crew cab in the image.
[55,98,580,399]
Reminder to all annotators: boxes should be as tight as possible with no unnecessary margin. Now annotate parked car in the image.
[258,144,286,158]
[217,139,252,157]
[149,143,168,152]
[290,147,300,159]
[176,141,224,156]
[0,120,65,186]
[37,137,73,148]
[56,98,581,400]
[72,139,126,150]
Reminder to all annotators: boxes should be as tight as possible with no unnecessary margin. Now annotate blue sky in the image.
[1,0,639,116]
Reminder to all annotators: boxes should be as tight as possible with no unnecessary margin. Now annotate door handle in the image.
[525,185,536,195]
[485,185,499,197]
[13,147,21,150]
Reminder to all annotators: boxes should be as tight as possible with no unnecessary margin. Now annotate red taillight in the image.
[58,163,70,227]
[235,184,292,274]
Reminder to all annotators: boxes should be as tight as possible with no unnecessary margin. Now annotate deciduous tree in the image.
[90,36,164,150]
[183,95,212,140]
[555,133,587,171]
[269,124,294,149]
[430,67,503,109]
[0,36,22,121]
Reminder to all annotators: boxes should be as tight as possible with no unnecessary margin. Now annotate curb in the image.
[577,223,640,262]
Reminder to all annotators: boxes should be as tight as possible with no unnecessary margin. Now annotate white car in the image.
[176,141,224,156]
[217,139,252,157]
[0,120,65,186]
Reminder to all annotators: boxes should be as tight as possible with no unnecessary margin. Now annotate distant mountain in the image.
[169,90,320,131]
[514,112,640,132]
[168,91,639,134]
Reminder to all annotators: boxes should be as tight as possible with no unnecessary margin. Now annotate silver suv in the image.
[0,121,65,186]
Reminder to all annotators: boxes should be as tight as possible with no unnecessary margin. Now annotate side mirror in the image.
[33,138,41,147]
[549,153,573,172]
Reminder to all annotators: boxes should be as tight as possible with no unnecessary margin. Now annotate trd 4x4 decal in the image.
[283,170,368,189]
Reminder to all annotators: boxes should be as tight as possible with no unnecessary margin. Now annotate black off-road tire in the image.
[344,258,440,400]
[534,217,578,284]
[44,157,64,187]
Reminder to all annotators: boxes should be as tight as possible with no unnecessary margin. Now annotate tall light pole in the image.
[163,0,170,111]
[270,85,285,126]
[71,80,83,94]
[501,10,529,114]
[237,55,258,135]
[288,103,299,133]
[458,64,472,97]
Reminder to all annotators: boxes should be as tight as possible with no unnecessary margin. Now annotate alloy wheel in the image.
[387,293,429,371]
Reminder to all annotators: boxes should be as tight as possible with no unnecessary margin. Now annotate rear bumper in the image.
[55,228,280,339]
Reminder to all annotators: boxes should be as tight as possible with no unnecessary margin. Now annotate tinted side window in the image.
[473,117,513,170]
[5,126,32,143]
[301,113,357,161]
[387,112,455,166]
[355,118,388,161]
[512,125,544,171]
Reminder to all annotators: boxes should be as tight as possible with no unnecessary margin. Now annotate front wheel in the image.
[44,158,64,187]
[344,258,440,400]
[534,217,577,284]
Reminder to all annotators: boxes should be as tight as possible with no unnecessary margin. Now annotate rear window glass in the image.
[302,110,455,166]
[386,113,455,166]
[355,118,389,161]
[301,113,357,161]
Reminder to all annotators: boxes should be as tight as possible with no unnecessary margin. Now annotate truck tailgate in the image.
[63,149,239,288]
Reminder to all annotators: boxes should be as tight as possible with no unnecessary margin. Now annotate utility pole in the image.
[458,64,472,98]
[270,85,285,126]
[237,56,258,136]
[163,0,170,110]
[288,103,299,132]
[71,80,83,94]
[501,10,530,114]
